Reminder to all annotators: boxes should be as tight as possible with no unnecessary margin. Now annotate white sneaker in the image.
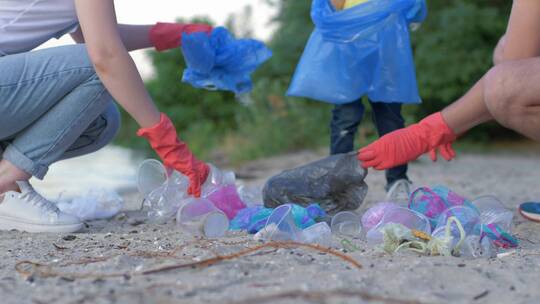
[386,179,412,205]
[0,181,83,233]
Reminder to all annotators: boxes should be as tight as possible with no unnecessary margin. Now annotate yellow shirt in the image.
[344,0,370,9]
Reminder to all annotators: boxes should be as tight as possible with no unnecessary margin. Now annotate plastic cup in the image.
[176,198,229,238]
[431,206,481,250]
[361,202,400,231]
[302,222,332,246]
[471,195,513,231]
[331,211,362,237]
[366,207,431,245]
[137,159,167,196]
[206,185,246,219]
[264,204,303,241]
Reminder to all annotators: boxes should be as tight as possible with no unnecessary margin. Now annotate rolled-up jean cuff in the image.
[3,144,48,179]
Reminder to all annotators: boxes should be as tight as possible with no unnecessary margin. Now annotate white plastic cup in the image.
[331,211,362,237]
[176,198,229,238]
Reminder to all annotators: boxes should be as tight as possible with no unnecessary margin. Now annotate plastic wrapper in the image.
[56,189,123,221]
[287,0,426,104]
[206,185,246,220]
[230,203,326,234]
[182,27,272,94]
[263,152,368,215]
[361,202,400,231]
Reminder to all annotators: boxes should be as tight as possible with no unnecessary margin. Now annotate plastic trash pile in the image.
[363,186,519,258]
[137,159,261,238]
[181,27,272,94]
[138,159,518,259]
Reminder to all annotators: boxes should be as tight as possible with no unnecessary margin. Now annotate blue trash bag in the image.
[181,27,273,94]
[287,0,426,105]
[230,204,327,234]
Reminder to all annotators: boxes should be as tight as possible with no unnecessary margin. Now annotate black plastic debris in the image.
[263,152,368,215]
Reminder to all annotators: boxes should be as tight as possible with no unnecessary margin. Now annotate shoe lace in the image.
[20,190,60,215]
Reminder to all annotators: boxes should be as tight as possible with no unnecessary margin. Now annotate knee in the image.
[98,103,121,145]
[483,64,525,128]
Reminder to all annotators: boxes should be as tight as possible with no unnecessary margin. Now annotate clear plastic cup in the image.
[361,202,400,231]
[431,206,482,249]
[302,222,332,246]
[137,159,168,196]
[206,185,246,219]
[331,211,362,237]
[366,207,431,245]
[176,198,229,238]
[201,164,237,197]
[471,195,513,231]
[263,204,303,241]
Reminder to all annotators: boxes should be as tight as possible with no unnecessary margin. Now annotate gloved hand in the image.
[429,142,456,162]
[358,112,457,170]
[137,113,210,197]
[149,22,213,52]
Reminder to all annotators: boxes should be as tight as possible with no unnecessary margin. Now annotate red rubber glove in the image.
[429,142,456,162]
[358,112,457,170]
[137,113,210,197]
[149,22,213,52]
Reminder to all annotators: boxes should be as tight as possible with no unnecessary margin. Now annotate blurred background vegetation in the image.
[116,0,515,164]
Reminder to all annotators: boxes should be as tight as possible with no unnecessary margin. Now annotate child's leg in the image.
[330,100,364,155]
[370,101,409,187]
[0,45,115,193]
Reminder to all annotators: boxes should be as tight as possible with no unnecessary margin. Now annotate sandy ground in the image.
[1,150,540,304]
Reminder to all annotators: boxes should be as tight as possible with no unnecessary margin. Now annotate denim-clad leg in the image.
[370,101,409,187]
[0,44,119,179]
[330,100,364,155]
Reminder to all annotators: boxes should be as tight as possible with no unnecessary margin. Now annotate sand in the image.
[1,150,539,304]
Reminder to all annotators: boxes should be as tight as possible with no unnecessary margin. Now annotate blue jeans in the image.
[330,100,408,187]
[0,45,120,179]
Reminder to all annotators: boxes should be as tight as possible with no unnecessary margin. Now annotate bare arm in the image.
[74,0,160,128]
[71,24,153,51]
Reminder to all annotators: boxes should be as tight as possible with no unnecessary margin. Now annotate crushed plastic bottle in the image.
[56,189,123,221]
[176,197,229,238]
[331,211,362,237]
